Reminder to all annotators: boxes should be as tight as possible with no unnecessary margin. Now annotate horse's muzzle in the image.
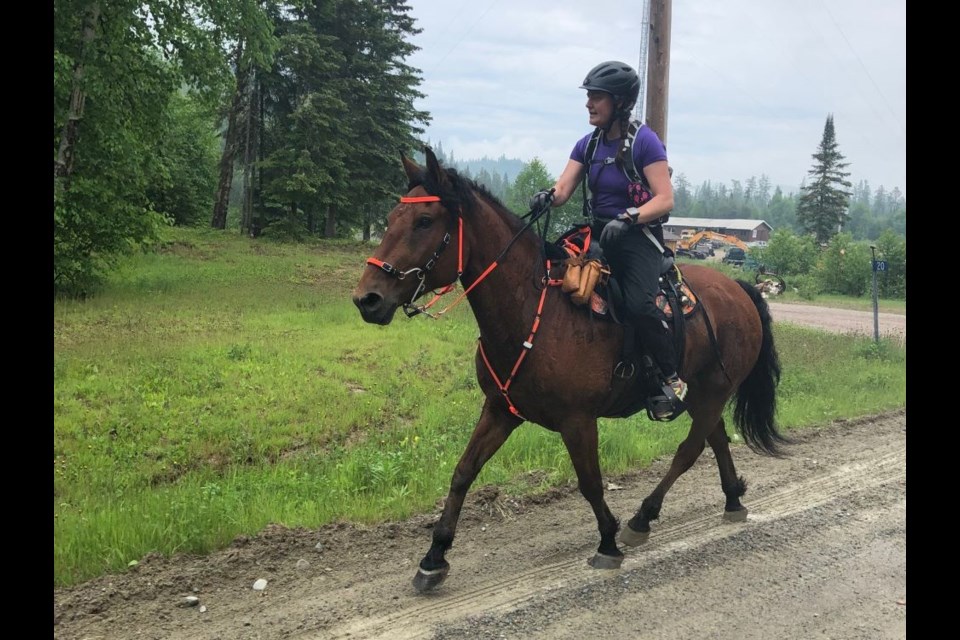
[352,290,398,325]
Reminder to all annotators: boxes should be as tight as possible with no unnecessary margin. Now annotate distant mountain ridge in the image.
[452,156,526,182]
[420,144,527,182]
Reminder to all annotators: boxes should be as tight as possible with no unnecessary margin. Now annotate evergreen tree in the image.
[672,173,692,214]
[872,185,888,216]
[796,115,853,244]
[252,0,428,240]
[312,0,429,238]
[756,175,771,207]
[256,10,347,237]
[765,187,799,233]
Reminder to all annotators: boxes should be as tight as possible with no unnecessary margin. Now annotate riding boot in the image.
[634,314,687,420]
[634,315,678,380]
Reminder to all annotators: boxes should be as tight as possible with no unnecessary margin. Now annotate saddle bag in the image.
[563,255,609,305]
[562,255,583,293]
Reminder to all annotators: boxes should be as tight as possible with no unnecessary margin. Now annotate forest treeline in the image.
[55,0,429,296]
[435,148,906,243]
[54,0,905,297]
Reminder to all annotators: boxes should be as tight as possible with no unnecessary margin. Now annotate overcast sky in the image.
[404,0,906,197]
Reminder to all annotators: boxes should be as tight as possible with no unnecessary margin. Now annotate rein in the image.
[365,195,554,319]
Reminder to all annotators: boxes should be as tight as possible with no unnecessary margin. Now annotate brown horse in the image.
[352,147,787,593]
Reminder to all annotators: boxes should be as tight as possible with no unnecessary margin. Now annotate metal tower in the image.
[634,0,651,122]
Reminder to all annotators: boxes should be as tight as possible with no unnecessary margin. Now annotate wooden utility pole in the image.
[645,0,672,145]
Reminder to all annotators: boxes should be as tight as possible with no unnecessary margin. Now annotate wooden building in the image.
[662,217,772,246]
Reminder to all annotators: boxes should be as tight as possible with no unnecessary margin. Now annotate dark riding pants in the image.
[596,222,679,379]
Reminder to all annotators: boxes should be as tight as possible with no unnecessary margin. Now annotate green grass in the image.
[54,226,906,588]
[770,290,905,314]
[689,259,906,314]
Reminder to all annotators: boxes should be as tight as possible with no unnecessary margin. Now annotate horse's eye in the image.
[415,216,433,230]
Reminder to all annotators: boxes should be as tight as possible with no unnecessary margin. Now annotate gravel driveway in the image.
[766,301,906,344]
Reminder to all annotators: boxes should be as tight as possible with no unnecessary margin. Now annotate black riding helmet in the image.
[579,61,641,116]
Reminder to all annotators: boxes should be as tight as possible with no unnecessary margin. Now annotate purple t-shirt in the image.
[570,124,667,219]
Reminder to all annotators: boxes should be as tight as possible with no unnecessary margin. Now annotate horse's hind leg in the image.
[619,411,716,547]
[706,418,749,522]
[559,418,623,569]
[413,399,520,593]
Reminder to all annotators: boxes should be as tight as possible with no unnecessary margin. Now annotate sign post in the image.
[870,246,880,343]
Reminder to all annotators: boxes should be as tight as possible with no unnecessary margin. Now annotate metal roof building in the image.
[663,217,772,243]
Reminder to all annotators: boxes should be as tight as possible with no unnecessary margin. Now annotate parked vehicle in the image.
[743,254,763,271]
[676,247,708,260]
[722,247,746,266]
[692,242,715,256]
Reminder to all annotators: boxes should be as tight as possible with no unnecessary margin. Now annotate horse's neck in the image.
[460,204,542,343]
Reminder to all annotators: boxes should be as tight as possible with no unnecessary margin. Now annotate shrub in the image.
[789,274,820,300]
[813,234,871,297]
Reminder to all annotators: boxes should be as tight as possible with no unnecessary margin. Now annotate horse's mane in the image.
[407,166,528,235]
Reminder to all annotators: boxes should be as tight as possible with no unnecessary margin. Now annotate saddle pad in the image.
[656,281,698,319]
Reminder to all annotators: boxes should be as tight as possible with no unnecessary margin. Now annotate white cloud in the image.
[406,0,906,195]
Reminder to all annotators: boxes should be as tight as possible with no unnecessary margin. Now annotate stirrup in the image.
[645,381,687,422]
[614,360,636,379]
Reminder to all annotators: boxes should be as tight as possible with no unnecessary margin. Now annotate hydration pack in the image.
[581,119,672,226]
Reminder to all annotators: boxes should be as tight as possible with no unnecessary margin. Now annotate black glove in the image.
[617,207,640,224]
[600,218,631,247]
[529,188,555,211]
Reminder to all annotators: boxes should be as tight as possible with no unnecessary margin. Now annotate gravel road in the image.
[766,302,905,343]
[54,410,907,640]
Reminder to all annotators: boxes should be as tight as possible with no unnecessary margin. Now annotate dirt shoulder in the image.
[54,410,907,640]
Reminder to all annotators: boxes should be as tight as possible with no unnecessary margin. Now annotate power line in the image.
[431,0,501,70]
[818,0,904,136]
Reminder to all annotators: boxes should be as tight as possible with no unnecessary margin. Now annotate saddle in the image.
[547,224,703,422]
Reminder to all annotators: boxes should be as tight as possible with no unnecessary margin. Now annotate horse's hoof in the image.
[619,525,650,547]
[723,507,749,522]
[412,564,449,593]
[587,553,624,569]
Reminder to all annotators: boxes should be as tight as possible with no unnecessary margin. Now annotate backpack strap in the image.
[618,120,646,186]
[621,119,672,227]
[580,127,603,220]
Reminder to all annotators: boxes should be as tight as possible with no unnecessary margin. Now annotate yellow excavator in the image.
[676,230,749,253]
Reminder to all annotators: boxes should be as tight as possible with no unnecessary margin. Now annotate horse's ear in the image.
[424,146,449,189]
[400,150,421,182]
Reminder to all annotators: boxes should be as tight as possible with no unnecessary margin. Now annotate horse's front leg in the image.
[559,417,623,569]
[413,399,520,593]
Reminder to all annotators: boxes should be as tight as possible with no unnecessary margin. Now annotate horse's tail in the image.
[732,280,790,457]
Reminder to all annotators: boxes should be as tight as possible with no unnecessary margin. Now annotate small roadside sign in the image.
[872,260,888,272]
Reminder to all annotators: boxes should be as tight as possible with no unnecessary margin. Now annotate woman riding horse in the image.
[353,146,787,593]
